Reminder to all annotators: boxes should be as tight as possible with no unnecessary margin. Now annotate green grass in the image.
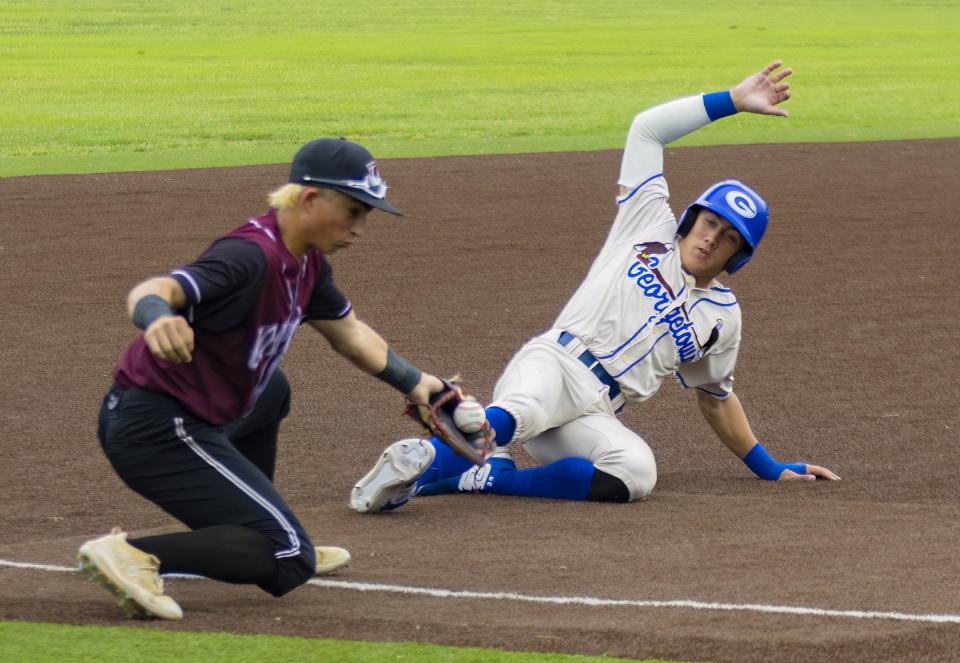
[0,621,674,663]
[1,0,957,176]
[0,2,952,659]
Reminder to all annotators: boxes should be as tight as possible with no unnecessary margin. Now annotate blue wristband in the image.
[742,441,806,481]
[703,90,737,121]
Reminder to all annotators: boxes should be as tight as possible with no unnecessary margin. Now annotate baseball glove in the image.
[405,377,495,466]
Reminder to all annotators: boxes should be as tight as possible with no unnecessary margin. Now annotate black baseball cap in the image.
[288,138,402,216]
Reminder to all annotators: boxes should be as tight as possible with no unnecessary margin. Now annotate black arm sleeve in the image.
[303,260,352,321]
[170,237,267,331]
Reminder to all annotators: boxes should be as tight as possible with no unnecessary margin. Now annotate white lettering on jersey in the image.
[248,320,299,370]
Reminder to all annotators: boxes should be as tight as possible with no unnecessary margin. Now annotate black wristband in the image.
[132,294,174,330]
[375,347,422,394]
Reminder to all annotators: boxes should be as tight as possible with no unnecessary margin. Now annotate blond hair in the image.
[267,183,338,210]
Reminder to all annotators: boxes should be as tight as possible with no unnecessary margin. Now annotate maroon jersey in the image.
[114,209,350,425]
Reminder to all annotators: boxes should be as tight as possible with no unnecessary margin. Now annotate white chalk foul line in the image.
[4,557,959,625]
[0,559,77,573]
[310,578,960,624]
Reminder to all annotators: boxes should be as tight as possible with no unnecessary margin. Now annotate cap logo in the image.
[361,161,387,199]
[724,190,757,219]
[301,160,388,200]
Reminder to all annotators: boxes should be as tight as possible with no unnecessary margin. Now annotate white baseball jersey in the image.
[552,176,742,403]
[491,93,743,498]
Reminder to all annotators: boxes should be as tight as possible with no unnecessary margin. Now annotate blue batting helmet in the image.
[677,179,769,274]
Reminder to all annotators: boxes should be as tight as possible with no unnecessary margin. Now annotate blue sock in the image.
[488,457,594,500]
[418,456,596,501]
[417,456,516,496]
[416,407,516,488]
[485,406,515,445]
[416,437,474,487]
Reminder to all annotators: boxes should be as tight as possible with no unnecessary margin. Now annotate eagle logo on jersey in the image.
[633,241,673,266]
[627,241,678,312]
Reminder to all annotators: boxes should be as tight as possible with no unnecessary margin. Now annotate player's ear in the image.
[299,186,319,206]
[299,186,332,212]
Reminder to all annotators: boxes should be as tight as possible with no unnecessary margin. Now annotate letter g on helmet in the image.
[676,179,769,274]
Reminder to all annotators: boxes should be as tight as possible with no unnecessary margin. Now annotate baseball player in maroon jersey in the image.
[78,138,447,620]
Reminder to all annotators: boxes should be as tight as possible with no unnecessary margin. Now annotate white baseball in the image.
[453,399,486,434]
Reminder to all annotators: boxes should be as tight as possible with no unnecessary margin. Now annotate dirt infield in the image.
[1,139,959,662]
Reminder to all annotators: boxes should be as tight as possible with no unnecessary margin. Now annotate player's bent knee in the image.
[630,471,656,501]
[261,541,316,597]
[593,446,657,501]
[627,460,657,501]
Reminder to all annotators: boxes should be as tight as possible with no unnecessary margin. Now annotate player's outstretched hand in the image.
[144,316,194,363]
[779,463,841,482]
[731,60,793,117]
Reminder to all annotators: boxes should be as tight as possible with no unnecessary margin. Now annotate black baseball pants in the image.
[96,369,315,597]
